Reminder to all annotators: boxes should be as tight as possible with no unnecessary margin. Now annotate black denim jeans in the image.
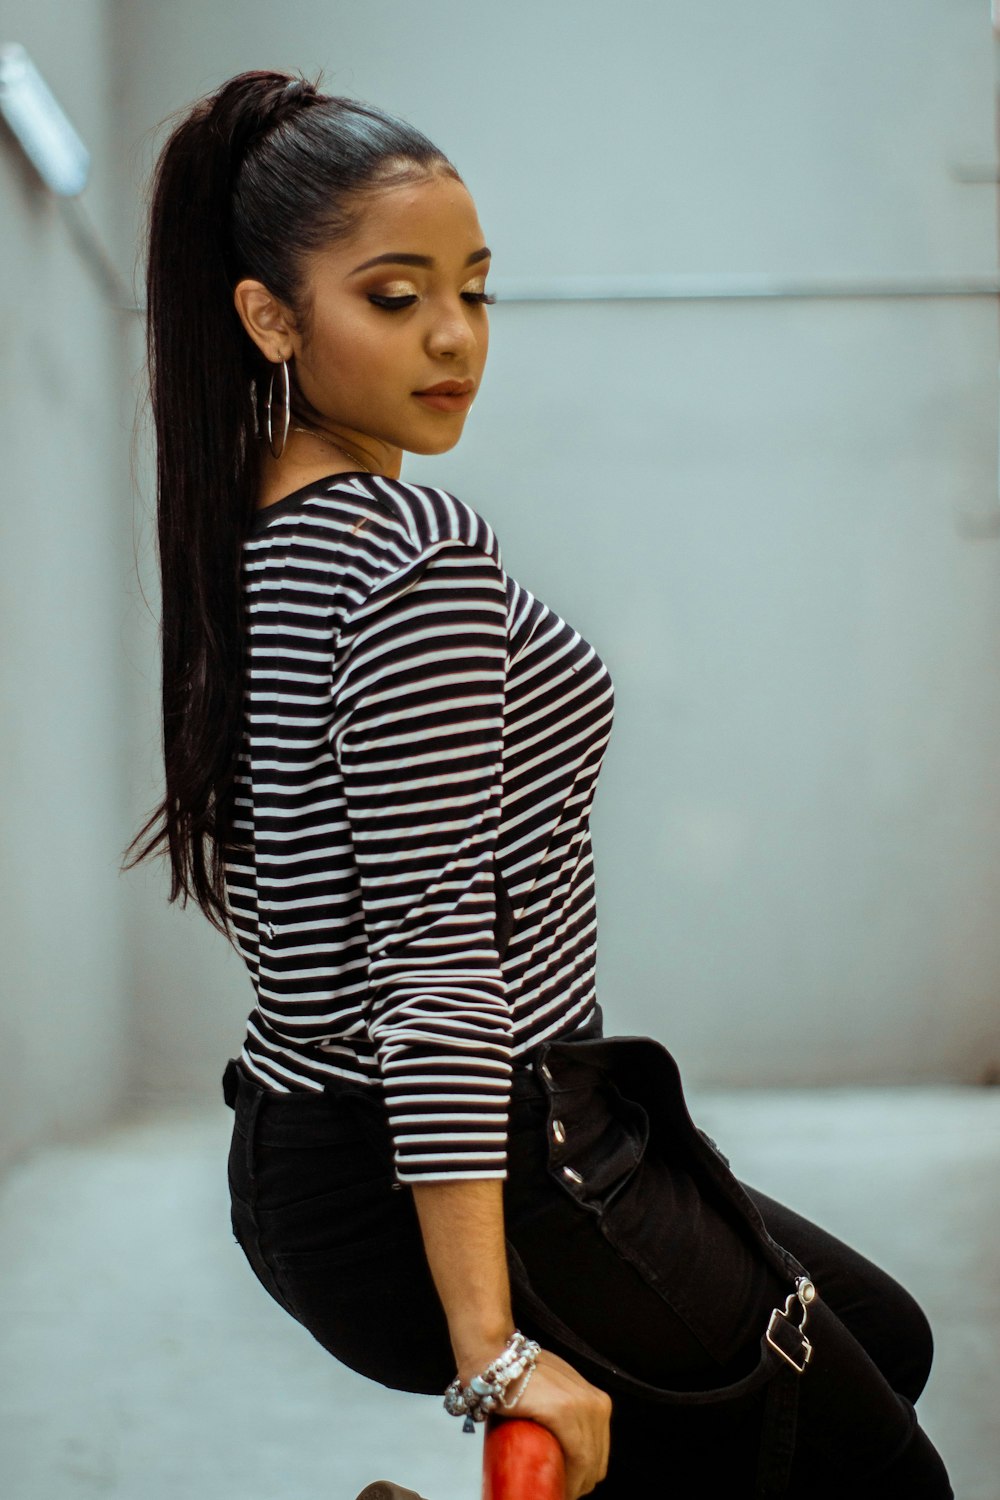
[223,1039,952,1498]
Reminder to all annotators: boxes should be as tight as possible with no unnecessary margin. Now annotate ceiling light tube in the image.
[0,43,89,196]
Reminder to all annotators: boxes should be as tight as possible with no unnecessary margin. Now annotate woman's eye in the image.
[368,289,497,311]
[368,293,419,310]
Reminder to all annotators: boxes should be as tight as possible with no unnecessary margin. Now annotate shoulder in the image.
[244,474,505,620]
[332,475,506,616]
[357,474,503,572]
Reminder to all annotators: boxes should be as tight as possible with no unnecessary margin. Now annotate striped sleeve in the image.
[331,538,512,1184]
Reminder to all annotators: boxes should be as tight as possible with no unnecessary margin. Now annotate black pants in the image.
[222,1050,952,1498]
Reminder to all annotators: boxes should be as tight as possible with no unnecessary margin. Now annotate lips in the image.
[414,379,475,396]
[412,379,476,413]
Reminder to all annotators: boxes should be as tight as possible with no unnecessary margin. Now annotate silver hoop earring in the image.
[266,358,291,459]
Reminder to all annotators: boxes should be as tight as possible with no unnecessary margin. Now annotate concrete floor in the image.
[1,1088,997,1500]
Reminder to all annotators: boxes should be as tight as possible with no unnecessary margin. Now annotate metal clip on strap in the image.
[765,1276,816,1375]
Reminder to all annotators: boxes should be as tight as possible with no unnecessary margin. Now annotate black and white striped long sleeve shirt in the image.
[223,473,615,1184]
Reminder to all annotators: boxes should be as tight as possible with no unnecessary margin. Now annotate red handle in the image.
[482,1416,565,1500]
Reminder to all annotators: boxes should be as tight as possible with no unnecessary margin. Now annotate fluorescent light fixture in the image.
[0,43,89,195]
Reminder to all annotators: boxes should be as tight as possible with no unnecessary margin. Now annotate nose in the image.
[424,297,478,359]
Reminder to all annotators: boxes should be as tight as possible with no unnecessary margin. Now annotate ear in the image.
[232,278,297,364]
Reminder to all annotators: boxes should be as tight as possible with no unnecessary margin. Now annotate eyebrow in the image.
[348,246,492,276]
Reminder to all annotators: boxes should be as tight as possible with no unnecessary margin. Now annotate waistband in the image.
[224,1004,605,1117]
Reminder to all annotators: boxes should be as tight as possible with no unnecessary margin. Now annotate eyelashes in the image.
[368,291,497,311]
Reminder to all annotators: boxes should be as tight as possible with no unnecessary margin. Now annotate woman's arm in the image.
[334,539,513,1185]
[410,1179,515,1379]
[336,529,610,1494]
[411,1178,611,1500]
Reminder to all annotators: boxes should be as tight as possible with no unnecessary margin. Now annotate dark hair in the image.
[121,69,458,936]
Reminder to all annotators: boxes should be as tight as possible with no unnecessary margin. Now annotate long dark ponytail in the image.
[122,69,456,936]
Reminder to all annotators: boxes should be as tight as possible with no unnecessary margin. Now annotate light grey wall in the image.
[114,0,1000,1094]
[0,0,133,1166]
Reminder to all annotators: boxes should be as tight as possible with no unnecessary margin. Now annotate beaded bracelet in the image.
[499,1358,536,1410]
[443,1331,541,1432]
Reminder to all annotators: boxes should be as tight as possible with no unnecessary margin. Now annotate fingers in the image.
[545,1353,611,1499]
[564,1383,612,1500]
[506,1349,612,1500]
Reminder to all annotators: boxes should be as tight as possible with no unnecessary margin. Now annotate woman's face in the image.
[285,168,492,463]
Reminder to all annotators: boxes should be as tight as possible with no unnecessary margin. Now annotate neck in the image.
[290,425,368,471]
[287,424,403,479]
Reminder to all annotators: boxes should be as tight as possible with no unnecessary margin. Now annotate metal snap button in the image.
[552,1119,566,1144]
[562,1166,583,1184]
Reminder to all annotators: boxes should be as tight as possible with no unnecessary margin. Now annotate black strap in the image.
[505,1237,787,1406]
[505,1238,802,1495]
[755,1367,801,1497]
[522,1035,816,1494]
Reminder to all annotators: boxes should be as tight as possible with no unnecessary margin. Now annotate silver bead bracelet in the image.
[443,1331,541,1433]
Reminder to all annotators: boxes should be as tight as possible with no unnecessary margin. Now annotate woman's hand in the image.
[484,1347,612,1500]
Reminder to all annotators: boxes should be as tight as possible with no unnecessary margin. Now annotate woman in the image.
[125,69,952,1499]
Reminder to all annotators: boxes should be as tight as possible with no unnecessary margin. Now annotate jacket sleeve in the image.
[330,538,511,1184]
